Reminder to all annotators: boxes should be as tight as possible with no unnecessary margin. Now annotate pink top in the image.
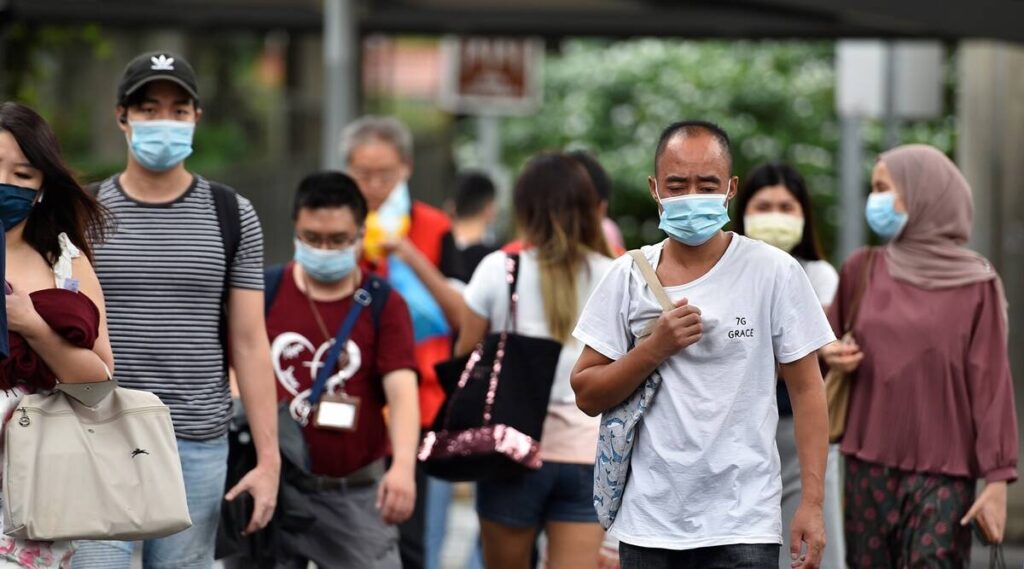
[829,248,1018,483]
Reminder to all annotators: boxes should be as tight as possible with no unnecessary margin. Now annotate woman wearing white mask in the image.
[822,145,1017,568]
[733,162,844,569]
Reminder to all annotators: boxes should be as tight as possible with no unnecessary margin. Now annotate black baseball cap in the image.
[116,51,199,105]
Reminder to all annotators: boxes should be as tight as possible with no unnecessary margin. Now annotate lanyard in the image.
[308,287,372,406]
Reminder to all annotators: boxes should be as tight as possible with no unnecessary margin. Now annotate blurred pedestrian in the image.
[341,115,455,569]
[572,121,833,569]
[439,171,499,286]
[457,153,613,569]
[426,170,500,569]
[0,101,113,568]
[733,162,846,569]
[73,51,280,569]
[264,172,419,568]
[569,150,626,257]
[822,144,1018,568]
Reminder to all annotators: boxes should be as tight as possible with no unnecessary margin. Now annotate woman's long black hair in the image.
[0,101,109,263]
[734,161,825,261]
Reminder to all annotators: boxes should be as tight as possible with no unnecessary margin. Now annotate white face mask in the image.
[744,213,805,252]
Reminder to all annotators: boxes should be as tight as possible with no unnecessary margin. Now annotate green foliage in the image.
[467,39,956,258]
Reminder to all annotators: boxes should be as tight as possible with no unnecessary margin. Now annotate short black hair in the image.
[568,150,612,204]
[734,161,825,261]
[453,171,496,219]
[292,171,368,225]
[654,120,732,174]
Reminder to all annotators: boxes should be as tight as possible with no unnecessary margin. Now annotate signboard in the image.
[440,36,544,115]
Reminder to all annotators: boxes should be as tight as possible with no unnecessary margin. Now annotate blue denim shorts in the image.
[476,461,598,528]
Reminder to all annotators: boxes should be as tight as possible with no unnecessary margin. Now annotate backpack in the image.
[262,265,391,326]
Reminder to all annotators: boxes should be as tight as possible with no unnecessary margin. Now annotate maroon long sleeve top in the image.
[829,248,1018,483]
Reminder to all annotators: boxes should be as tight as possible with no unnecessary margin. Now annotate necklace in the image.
[300,272,334,344]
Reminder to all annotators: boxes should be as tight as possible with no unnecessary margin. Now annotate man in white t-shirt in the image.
[571,121,834,569]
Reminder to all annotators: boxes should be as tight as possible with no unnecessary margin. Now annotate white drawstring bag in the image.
[2,381,192,541]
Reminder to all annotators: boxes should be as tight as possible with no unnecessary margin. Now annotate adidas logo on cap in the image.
[150,54,175,71]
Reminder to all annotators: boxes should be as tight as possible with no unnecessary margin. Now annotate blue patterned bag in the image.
[594,250,674,530]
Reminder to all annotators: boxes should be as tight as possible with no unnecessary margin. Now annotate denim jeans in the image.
[425,477,484,569]
[619,542,780,569]
[71,436,229,569]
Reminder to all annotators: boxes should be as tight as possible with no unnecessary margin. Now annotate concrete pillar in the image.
[957,40,1024,540]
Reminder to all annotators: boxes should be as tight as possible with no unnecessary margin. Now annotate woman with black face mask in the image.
[0,101,112,567]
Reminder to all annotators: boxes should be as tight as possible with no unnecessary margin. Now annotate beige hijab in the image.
[880,144,1007,317]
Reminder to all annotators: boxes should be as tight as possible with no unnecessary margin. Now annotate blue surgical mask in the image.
[865,192,908,240]
[655,184,732,246]
[294,239,357,283]
[128,120,195,172]
[0,183,38,230]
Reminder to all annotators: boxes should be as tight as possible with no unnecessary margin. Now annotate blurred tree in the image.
[459,39,957,259]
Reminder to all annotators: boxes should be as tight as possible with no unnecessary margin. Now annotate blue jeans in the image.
[425,477,483,569]
[72,436,229,569]
[620,542,780,569]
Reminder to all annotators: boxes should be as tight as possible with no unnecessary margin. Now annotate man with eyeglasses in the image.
[340,115,456,569]
[264,171,419,568]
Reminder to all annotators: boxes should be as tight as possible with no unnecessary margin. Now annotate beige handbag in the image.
[2,381,192,541]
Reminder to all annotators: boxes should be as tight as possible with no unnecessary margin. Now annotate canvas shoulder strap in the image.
[629,250,674,338]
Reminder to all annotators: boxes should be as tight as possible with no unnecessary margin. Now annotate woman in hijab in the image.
[822,144,1018,568]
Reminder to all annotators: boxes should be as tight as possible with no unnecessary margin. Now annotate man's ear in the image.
[193,107,203,125]
[648,175,659,201]
[116,106,129,133]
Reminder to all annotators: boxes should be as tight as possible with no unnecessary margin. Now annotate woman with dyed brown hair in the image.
[457,152,613,569]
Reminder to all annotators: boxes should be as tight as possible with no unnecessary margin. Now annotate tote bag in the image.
[420,253,562,482]
[3,382,191,541]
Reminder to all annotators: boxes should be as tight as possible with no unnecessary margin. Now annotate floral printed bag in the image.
[594,250,674,529]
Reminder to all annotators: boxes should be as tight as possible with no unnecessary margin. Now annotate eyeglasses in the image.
[347,166,404,188]
[296,232,361,250]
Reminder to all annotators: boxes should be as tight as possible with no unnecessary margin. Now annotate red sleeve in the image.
[966,280,1019,483]
[376,288,418,377]
[408,202,451,268]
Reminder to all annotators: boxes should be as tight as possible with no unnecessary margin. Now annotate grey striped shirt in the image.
[94,175,264,440]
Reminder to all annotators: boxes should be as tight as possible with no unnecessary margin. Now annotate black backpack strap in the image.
[210,181,243,275]
[208,181,243,365]
[264,264,287,317]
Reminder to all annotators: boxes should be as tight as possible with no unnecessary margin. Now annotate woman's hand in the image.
[5,288,45,337]
[821,338,863,373]
[961,481,1007,544]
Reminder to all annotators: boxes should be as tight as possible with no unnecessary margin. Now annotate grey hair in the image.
[339,115,414,165]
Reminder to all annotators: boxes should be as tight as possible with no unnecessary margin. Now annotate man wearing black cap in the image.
[72,51,280,569]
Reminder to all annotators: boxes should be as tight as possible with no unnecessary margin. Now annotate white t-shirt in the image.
[572,235,835,550]
[798,258,839,307]
[464,248,615,463]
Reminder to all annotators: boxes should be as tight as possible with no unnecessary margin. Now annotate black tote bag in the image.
[420,253,562,481]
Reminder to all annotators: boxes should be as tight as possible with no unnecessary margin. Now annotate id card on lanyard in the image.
[306,288,373,432]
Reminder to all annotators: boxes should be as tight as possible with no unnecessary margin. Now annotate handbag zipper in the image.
[13,406,168,427]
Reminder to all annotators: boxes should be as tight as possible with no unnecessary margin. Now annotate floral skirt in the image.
[0,388,74,568]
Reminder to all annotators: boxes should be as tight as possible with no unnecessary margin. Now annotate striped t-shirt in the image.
[94,174,264,440]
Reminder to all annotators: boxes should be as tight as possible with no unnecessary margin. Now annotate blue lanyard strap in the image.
[308,287,372,405]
